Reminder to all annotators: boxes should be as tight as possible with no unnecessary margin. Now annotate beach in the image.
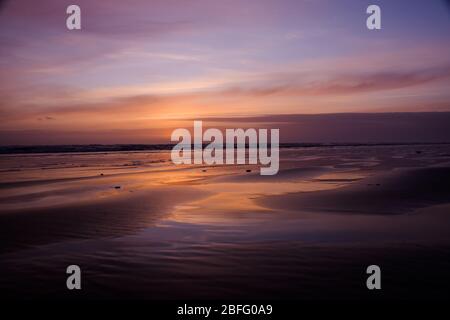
[1,144,450,299]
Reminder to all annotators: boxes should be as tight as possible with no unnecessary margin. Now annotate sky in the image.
[1,0,450,144]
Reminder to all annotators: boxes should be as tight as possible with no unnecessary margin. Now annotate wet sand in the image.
[1,144,450,299]
[259,167,450,215]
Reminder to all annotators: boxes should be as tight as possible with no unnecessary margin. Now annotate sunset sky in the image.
[1,0,450,144]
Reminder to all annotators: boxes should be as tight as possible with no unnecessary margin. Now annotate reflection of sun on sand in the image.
[167,169,359,225]
[2,145,450,252]
[2,145,450,299]
[0,164,215,212]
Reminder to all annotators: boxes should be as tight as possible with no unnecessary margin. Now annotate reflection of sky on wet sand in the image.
[168,178,349,225]
[1,145,450,299]
[2,145,450,242]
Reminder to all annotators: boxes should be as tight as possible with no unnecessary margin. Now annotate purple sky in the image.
[1,0,450,144]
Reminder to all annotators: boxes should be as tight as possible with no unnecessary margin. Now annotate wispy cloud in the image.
[1,0,450,144]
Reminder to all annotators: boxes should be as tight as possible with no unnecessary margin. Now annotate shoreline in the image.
[2,142,450,155]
